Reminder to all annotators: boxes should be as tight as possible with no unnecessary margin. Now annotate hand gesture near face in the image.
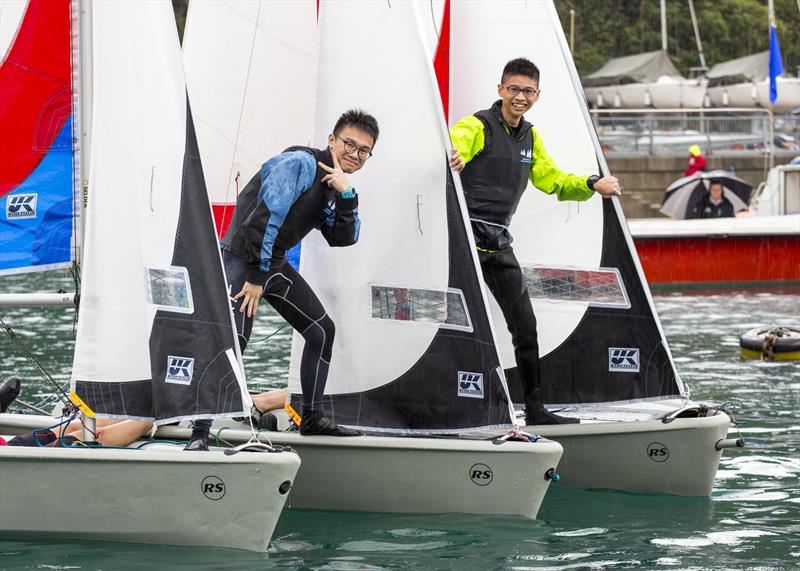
[318,152,350,193]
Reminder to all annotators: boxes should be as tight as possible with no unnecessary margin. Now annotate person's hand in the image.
[233,281,264,318]
[449,148,465,172]
[593,176,621,197]
[319,153,350,193]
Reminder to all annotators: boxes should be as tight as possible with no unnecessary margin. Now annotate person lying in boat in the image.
[688,179,735,219]
[185,109,379,450]
[448,58,620,425]
[1,387,289,448]
[4,418,153,448]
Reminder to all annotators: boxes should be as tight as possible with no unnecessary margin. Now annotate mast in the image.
[687,0,706,71]
[77,0,92,268]
[660,0,667,51]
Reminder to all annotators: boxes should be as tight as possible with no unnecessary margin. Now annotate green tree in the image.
[557,0,799,78]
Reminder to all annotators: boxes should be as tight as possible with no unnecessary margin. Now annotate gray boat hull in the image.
[0,414,563,518]
[0,441,300,551]
[530,400,733,496]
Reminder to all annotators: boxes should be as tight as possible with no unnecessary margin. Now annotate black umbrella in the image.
[660,170,752,219]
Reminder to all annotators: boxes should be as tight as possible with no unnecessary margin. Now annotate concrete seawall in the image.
[608,154,795,219]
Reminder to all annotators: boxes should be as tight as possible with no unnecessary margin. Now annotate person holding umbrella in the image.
[660,170,752,220]
[688,179,734,219]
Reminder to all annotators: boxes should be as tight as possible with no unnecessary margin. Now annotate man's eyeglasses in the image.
[337,136,373,161]
[502,84,539,98]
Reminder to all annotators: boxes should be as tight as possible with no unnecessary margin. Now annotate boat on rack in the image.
[582,50,706,109]
[705,51,800,113]
[180,0,562,517]
[447,1,738,496]
[0,0,299,551]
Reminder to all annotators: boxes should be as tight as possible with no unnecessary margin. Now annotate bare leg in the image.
[252,388,288,413]
[55,417,129,438]
[65,419,153,447]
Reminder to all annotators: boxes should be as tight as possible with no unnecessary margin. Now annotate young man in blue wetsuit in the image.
[185,110,379,450]
[448,58,621,425]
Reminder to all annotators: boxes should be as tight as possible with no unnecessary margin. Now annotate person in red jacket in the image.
[684,144,707,176]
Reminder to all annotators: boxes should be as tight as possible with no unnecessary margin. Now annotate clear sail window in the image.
[145,266,194,314]
[522,265,630,309]
[371,285,473,332]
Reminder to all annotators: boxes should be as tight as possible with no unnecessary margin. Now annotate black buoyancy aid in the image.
[459,100,533,251]
[221,146,335,268]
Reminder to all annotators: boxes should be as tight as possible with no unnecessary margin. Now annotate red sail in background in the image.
[432,0,450,121]
[0,0,72,198]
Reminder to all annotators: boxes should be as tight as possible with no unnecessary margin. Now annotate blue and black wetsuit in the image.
[195,146,359,437]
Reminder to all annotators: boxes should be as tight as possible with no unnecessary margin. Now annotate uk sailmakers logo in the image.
[165,356,194,385]
[6,194,37,219]
[608,348,640,372]
[519,148,532,164]
[458,371,484,399]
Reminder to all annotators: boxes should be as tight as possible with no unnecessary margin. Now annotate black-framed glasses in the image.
[337,136,373,161]
[502,84,539,98]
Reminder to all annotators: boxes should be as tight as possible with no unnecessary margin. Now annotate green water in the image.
[1,271,798,570]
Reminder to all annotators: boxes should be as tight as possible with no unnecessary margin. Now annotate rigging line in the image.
[149,166,156,211]
[247,321,290,344]
[0,319,70,404]
[224,2,263,224]
[429,0,441,42]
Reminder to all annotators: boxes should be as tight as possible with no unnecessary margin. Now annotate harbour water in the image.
[0,272,798,570]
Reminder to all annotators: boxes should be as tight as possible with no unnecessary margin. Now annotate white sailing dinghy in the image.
[177,0,563,517]
[446,0,737,496]
[0,0,299,551]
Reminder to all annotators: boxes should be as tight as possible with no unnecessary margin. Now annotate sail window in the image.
[145,266,194,314]
[523,265,630,309]
[371,285,473,332]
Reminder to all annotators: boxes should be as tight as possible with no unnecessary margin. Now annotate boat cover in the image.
[582,50,682,87]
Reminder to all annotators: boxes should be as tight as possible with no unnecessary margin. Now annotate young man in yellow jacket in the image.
[448,58,620,425]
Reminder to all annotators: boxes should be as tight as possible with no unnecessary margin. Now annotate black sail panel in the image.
[293,168,513,433]
[148,99,246,423]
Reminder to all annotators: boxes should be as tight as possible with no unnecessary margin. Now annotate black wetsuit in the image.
[191,146,359,439]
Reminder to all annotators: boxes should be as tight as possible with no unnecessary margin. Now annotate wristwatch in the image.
[339,186,356,199]
[586,175,600,191]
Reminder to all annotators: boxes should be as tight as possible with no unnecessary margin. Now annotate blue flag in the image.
[769,24,784,104]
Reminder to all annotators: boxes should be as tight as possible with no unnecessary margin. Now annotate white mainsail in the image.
[287,0,513,432]
[448,0,683,405]
[182,0,318,237]
[71,0,251,424]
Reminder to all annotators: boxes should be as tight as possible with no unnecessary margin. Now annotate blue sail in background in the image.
[769,23,783,104]
[0,117,76,276]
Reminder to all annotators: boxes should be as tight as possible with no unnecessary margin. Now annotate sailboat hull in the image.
[159,426,564,518]
[527,402,732,496]
[0,413,562,518]
[0,442,300,552]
